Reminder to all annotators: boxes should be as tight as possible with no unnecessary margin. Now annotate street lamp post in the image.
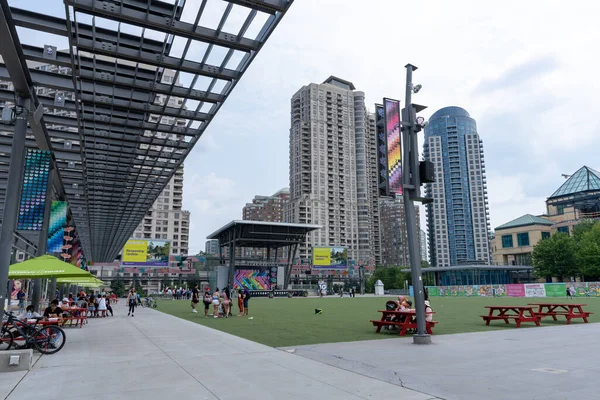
[401,64,431,344]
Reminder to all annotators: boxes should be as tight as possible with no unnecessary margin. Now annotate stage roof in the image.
[207,220,321,248]
[0,0,294,261]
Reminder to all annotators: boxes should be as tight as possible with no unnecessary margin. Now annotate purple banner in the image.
[506,284,525,297]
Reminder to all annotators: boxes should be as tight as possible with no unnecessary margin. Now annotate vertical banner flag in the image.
[375,104,389,196]
[47,201,67,253]
[384,98,402,194]
[18,149,51,230]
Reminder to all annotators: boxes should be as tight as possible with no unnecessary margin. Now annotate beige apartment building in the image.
[492,214,553,265]
[285,76,381,266]
[493,166,600,266]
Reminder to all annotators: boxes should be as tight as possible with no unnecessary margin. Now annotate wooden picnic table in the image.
[61,308,88,328]
[371,309,438,336]
[528,303,592,324]
[481,306,540,328]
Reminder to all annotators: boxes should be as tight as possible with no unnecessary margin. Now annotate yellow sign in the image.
[122,240,148,262]
[313,247,331,266]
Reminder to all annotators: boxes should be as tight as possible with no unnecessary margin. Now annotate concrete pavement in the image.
[285,323,600,400]
[0,305,438,400]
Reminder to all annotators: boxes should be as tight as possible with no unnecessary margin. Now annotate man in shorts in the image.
[191,284,199,313]
[202,288,212,317]
[243,286,250,316]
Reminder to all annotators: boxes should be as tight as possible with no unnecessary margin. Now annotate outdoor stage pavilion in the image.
[0,0,294,313]
[207,220,320,290]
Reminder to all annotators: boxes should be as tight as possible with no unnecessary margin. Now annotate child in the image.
[237,289,244,316]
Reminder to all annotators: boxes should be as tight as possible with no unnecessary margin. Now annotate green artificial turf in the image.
[155,296,599,348]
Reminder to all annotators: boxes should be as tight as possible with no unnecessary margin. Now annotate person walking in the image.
[127,289,137,317]
[191,284,200,313]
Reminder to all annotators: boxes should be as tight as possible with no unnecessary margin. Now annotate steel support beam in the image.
[0,97,27,316]
[11,8,169,53]
[67,0,260,53]
[227,0,290,14]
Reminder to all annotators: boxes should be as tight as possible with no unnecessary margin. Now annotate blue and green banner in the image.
[17,150,51,230]
[47,201,67,253]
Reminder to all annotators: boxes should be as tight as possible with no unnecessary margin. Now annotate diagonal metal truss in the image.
[0,0,293,261]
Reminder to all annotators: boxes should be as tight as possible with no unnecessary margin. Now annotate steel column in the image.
[402,64,430,344]
[31,168,55,311]
[0,97,28,316]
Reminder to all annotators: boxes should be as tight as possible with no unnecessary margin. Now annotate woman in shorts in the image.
[222,287,231,318]
[212,288,220,319]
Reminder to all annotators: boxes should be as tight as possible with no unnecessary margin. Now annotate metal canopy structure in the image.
[207,220,320,288]
[0,0,293,262]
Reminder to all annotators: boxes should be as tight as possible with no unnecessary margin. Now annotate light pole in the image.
[401,64,432,344]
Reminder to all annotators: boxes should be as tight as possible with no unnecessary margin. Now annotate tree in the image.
[576,222,600,280]
[532,232,577,281]
[110,278,126,297]
[573,219,597,243]
[366,266,410,292]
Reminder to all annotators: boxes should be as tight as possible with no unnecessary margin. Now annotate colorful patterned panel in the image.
[234,269,271,290]
[47,201,67,252]
[17,150,51,230]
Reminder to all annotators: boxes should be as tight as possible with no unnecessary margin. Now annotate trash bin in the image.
[374,280,384,296]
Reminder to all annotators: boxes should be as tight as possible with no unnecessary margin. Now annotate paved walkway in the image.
[0,305,437,400]
[285,322,600,400]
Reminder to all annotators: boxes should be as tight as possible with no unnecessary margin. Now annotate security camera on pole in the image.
[401,64,435,345]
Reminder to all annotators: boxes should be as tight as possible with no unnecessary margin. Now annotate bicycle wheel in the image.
[152,303,157,308]
[0,329,14,350]
[33,326,66,355]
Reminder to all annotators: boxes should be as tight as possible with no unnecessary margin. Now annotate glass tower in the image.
[423,107,490,267]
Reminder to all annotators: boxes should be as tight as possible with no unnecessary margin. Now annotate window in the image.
[541,232,551,240]
[557,226,570,235]
[557,204,566,215]
[517,232,530,247]
[501,235,513,248]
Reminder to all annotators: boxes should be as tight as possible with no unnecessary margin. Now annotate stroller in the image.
[383,299,413,331]
[383,300,401,331]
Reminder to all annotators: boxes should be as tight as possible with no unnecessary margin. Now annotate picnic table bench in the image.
[61,308,88,328]
[481,306,540,328]
[529,303,592,324]
[371,309,438,336]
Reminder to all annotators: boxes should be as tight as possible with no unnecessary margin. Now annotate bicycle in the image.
[142,297,158,308]
[1,311,66,355]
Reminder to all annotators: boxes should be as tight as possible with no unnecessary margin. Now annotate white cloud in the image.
[184,172,241,253]
[16,0,600,255]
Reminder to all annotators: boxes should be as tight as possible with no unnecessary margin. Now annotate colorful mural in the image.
[47,201,67,253]
[17,150,51,230]
[434,285,506,297]
[425,282,600,297]
[234,269,272,290]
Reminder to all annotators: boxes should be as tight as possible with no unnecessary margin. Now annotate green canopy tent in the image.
[9,255,93,279]
[56,277,106,285]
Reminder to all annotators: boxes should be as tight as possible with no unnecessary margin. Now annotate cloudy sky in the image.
[12,0,600,254]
